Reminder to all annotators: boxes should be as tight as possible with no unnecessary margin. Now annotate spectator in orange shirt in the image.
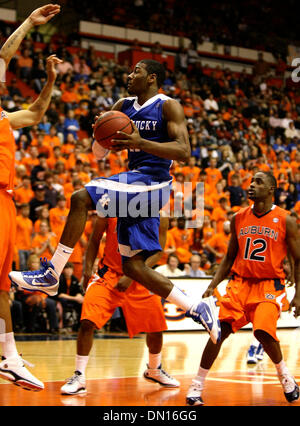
[169,216,193,264]
[21,145,40,174]
[206,180,229,209]
[68,233,87,280]
[211,196,230,233]
[61,132,76,157]
[65,178,84,209]
[31,132,51,158]
[205,157,223,188]
[14,175,34,208]
[31,221,57,259]
[181,156,200,183]
[73,160,90,184]
[290,151,300,179]
[65,143,89,170]
[156,227,176,266]
[47,145,67,170]
[17,48,33,81]
[33,206,50,234]
[43,125,61,149]
[203,220,231,264]
[16,204,33,270]
[61,82,80,109]
[107,151,127,175]
[49,195,69,239]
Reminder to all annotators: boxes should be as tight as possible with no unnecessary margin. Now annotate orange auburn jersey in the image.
[231,205,288,279]
[100,217,123,275]
[0,107,15,193]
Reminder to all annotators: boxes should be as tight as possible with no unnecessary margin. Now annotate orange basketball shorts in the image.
[217,275,287,341]
[81,267,167,337]
[0,192,16,292]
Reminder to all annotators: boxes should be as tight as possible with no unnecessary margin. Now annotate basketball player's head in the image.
[248,171,277,201]
[127,59,165,95]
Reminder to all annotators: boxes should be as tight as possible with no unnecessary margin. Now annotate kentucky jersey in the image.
[121,94,172,181]
[231,205,288,279]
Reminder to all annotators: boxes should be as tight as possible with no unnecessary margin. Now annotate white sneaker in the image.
[61,371,87,395]
[186,379,204,406]
[143,365,180,387]
[278,374,299,403]
[0,356,44,391]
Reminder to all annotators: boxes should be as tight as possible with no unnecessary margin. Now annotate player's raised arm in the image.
[0,4,60,68]
[6,55,62,129]
[285,214,300,317]
[203,215,239,297]
[111,99,190,163]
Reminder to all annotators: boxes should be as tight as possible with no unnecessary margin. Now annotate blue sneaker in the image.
[185,296,221,344]
[255,343,264,361]
[247,345,258,364]
[9,258,59,297]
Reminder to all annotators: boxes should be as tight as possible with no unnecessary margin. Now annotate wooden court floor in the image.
[1,328,300,406]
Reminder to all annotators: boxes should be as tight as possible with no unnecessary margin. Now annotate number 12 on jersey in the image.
[243,237,267,262]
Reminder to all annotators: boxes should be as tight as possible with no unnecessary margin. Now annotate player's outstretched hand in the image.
[46,55,62,82]
[29,4,61,26]
[202,284,215,298]
[110,121,141,152]
[289,294,300,318]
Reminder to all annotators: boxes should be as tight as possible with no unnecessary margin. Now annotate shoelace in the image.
[21,357,35,368]
[1,354,35,368]
[159,368,173,379]
[66,373,81,384]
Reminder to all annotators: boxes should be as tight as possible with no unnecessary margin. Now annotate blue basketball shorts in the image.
[85,170,172,261]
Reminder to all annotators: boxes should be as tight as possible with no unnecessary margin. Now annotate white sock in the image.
[1,332,19,358]
[148,352,161,369]
[275,359,290,377]
[195,366,209,386]
[51,243,73,276]
[166,285,194,312]
[75,354,89,376]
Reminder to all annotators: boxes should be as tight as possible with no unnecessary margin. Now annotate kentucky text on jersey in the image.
[121,94,172,180]
[238,226,278,241]
[132,120,158,131]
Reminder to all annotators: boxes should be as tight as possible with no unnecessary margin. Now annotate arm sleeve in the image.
[92,141,109,160]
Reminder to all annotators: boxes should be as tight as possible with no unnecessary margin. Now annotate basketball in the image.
[93,110,133,149]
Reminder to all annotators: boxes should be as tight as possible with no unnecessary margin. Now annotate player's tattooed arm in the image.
[0,4,60,66]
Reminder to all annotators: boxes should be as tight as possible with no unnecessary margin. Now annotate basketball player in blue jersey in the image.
[10,59,221,344]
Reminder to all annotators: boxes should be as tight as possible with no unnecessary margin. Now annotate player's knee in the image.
[254,329,275,344]
[220,321,232,342]
[70,188,92,210]
[80,319,96,333]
